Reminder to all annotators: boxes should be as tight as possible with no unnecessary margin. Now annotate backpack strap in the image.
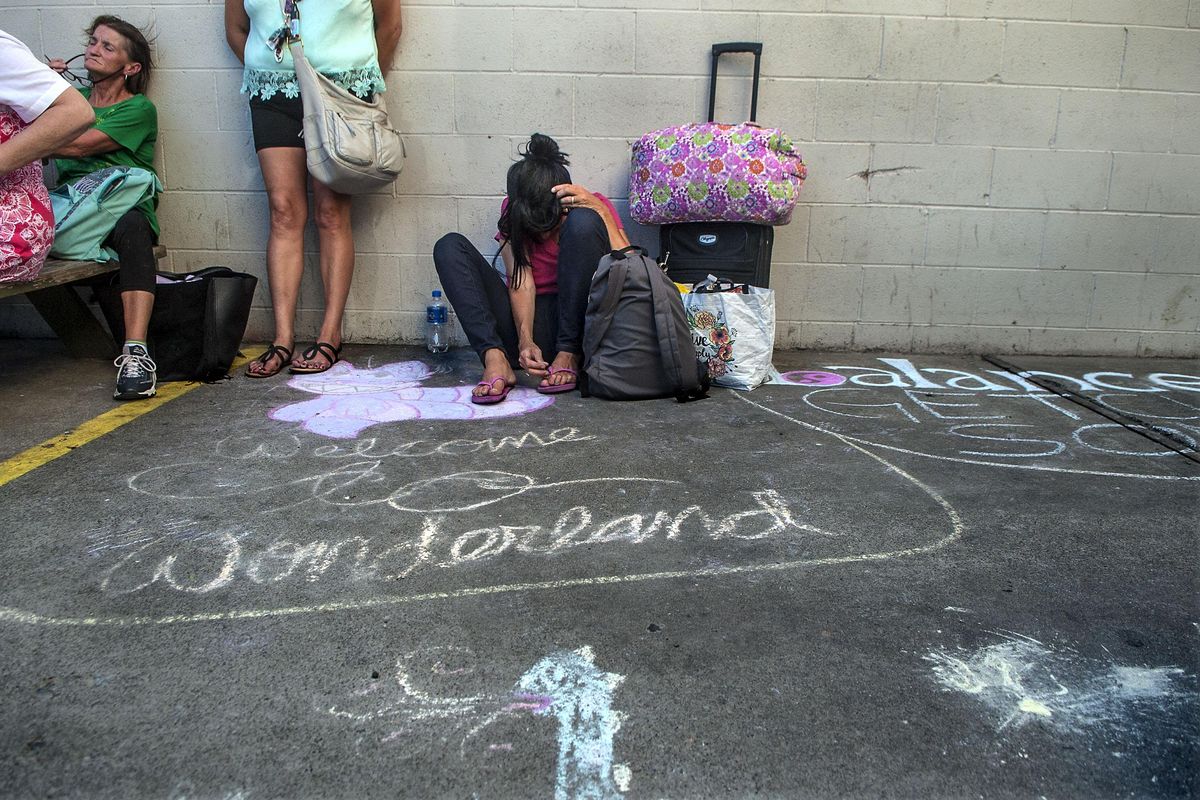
[581,250,634,365]
[642,256,708,403]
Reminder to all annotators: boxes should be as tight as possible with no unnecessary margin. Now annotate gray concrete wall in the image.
[4,1,1198,356]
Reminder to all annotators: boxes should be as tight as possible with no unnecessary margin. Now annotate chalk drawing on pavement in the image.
[1072,423,1198,457]
[737,392,1200,481]
[269,361,553,439]
[0,405,966,626]
[786,407,1200,480]
[518,647,626,800]
[925,631,1195,740]
[756,358,1200,480]
[1095,393,1200,422]
[307,428,596,460]
[127,461,677,509]
[90,486,842,597]
[774,358,1200,396]
[168,783,246,800]
[327,645,629,798]
[329,646,491,732]
[779,370,847,387]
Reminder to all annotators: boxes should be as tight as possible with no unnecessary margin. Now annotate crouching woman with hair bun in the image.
[433,133,629,404]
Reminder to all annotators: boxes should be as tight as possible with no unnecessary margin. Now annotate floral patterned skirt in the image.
[0,108,54,282]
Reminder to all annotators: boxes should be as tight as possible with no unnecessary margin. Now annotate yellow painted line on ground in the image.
[0,347,265,489]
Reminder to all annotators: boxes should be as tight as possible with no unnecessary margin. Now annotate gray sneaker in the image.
[113,344,157,400]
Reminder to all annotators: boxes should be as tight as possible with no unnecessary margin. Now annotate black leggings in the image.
[107,209,158,293]
[433,208,609,364]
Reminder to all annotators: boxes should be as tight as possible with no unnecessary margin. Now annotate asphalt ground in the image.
[0,340,1196,799]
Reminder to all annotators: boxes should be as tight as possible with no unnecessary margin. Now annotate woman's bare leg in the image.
[291,178,352,370]
[120,290,154,343]
[249,146,307,375]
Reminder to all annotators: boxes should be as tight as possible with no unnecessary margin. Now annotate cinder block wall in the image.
[5,1,1198,356]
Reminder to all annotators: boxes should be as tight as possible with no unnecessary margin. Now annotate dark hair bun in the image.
[523,133,570,167]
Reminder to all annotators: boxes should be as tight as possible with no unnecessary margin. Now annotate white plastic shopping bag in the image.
[681,277,776,390]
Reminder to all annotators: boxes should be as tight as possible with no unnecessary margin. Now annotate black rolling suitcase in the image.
[661,222,773,288]
[660,43,776,288]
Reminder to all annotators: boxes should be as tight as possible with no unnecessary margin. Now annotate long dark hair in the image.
[87,16,154,95]
[497,134,571,289]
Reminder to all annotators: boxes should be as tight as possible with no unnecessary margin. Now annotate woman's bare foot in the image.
[246,342,294,377]
[474,348,517,399]
[539,351,579,390]
[289,340,342,373]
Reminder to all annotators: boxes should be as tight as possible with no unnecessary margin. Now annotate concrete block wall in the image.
[4,0,1197,356]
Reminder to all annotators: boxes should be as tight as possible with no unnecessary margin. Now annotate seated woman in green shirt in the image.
[48,16,160,401]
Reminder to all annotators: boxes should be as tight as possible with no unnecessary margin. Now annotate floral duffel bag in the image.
[629,122,807,227]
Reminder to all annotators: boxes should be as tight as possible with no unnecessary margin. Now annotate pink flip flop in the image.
[471,376,512,405]
[537,365,578,395]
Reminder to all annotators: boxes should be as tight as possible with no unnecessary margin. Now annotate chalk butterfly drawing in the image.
[270,361,554,439]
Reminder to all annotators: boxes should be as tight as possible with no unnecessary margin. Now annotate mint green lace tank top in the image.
[240,0,386,100]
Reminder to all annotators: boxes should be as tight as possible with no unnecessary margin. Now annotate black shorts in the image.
[249,89,377,152]
[249,93,304,151]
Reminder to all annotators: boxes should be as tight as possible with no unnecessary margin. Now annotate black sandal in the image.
[246,344,293,378]
[288,341,342,374]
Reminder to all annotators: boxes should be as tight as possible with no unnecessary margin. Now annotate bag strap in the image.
[643,258,687,395]
[694,279,750,294]
[188,266,235,280]
[273,0,307,63]
[643,257,706,402]
[582,245,645,358]
[582,257,629,363]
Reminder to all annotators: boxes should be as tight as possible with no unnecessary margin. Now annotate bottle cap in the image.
[432,290,442,298]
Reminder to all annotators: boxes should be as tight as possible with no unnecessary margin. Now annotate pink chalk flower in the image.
[270,360,554,439]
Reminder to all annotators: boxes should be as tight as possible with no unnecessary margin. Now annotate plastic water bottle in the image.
[426,290,449,353]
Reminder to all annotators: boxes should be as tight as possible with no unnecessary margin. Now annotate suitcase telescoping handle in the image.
[708,41,763,123]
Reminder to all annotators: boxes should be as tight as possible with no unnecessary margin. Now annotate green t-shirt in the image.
[54,90,160,235]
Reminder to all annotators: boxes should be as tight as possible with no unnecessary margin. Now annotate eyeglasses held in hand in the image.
[49,53,93,86]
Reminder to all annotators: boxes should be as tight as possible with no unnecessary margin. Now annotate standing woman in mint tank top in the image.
[224,0,403,377]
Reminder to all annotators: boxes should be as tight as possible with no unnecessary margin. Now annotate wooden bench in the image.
[0,245,167,358]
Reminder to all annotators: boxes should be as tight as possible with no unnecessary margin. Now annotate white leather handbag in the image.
[279,1,405,194]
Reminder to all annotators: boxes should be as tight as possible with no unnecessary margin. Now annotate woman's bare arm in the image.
[49,128,121,160]
[372,0,403,74]
[0,87,93,176]
[502,243,549,377]
[224,0,251,64]
[552,183,630,250]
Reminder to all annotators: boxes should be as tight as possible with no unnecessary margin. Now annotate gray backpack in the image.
[581,246,709,402]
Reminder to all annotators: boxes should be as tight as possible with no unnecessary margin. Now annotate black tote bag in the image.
[97,266,258,381]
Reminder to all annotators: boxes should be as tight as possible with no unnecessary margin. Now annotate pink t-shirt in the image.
[495,192,622,295]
